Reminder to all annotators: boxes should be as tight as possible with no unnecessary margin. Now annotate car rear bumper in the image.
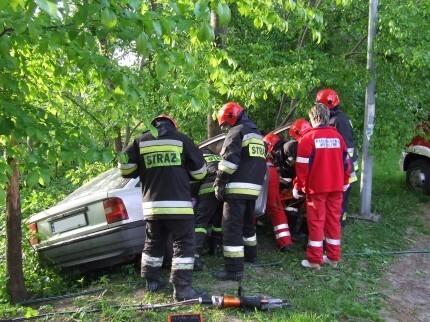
[34,221,146,268]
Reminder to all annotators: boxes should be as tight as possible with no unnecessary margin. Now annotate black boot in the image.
[173,285,208,301]
[244,256,257,263]
[208,234,223,257]
[145,278,167,292]
[193,257,205,271]
[212,270,243,281]
[280,244,292,253]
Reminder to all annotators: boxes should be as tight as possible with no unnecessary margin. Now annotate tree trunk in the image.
[208,10,226,138]
[6,156,27,304]
[207,113,221,139]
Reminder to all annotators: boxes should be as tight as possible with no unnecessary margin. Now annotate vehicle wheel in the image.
[406,159,430,195]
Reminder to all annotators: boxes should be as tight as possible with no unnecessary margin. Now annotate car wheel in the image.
[406,159,430,195]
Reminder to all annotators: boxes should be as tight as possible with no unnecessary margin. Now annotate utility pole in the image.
[359,0,379,220]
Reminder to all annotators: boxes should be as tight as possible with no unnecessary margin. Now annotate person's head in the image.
[263,133,282,154]
[315,88,340,109]
[289,119,312,141]
[217,102,244,131]
[309,104,330,127]
[151,114,179,129]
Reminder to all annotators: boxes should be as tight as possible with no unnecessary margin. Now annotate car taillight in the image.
[103,198,129,224]
[28,222,39,245]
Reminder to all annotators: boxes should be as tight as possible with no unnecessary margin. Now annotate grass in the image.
[1,148,429,321]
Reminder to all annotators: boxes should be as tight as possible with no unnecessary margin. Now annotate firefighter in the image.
[316,89,358,225]
[262,133,293,252]
[193,148,224,271]
[293,104,350,270]
[118,114,207,301]
[212,102,266,281]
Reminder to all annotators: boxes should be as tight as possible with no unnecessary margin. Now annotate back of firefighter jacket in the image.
[119,122,206,220]
[329,108,358,184]
[217,116,266,200]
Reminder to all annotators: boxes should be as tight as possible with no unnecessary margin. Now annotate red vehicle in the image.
[400,119,430,195]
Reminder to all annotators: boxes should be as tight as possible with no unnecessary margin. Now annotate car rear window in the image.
[59,168,132,204]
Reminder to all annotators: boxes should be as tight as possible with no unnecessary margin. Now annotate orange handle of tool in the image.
[222,295,242,308]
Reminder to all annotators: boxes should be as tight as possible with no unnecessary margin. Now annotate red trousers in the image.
[306,192,342,264]
[266,165,292,248]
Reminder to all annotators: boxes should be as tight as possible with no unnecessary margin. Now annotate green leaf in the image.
[149,125,159,138]
[102,150,114,163]
[61,151,75,163]
[35,0,60,20]
[101,8,117,29]
[169,1,181,15]
[0,36,11,59]
[136,32,151,56]
[253,16,263,29]
[26,171,40,187]
[0,189,5,204]
[28,20,40,41]
[39,168,51,186]
[118,152,128,164]
[216,3,231,27]
[197,21,215,43]
[194,3,209,20]
[152,20,162,36]
[0,118,14,135]
[161,17,172,36]
[156,60,170,78]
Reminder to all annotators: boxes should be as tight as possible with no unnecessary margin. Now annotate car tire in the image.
[406,159,430,195]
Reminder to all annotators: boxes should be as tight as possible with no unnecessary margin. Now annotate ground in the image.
[379,203,430,322]
[20,204,430,321]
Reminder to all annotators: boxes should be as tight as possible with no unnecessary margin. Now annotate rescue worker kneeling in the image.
[213,102,266,281]
[118,114,207,300]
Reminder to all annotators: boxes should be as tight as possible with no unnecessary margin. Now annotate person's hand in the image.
[292,187,303,199]
[214,179,226,201]
[343,184,350,192]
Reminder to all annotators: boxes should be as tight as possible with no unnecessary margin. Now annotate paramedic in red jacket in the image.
[263,132,293,252]
[293,104,351,270]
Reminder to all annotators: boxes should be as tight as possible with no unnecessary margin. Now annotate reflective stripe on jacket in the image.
[217,118,266,200]
[118,124,206,220]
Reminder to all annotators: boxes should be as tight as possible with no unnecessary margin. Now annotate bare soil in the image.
[379,203,430,322]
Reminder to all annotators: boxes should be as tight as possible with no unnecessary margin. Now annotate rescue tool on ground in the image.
[200,286,291,310]
[136,286,291,312]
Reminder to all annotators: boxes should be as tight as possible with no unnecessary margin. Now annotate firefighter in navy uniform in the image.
[193,148,224,271]
[118,114,207,301]
[315,89,358,225]
[212,102,266,281]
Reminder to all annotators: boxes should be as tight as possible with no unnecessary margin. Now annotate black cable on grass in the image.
[9,299,201,321]
[343,249,430,256]
[18,288,106,305]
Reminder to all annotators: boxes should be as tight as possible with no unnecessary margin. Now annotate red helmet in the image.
[263,133,282,153]
[217,102,244,127]
[289,119,312,141]
[315,88,340,109]
[151,114,178,129]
